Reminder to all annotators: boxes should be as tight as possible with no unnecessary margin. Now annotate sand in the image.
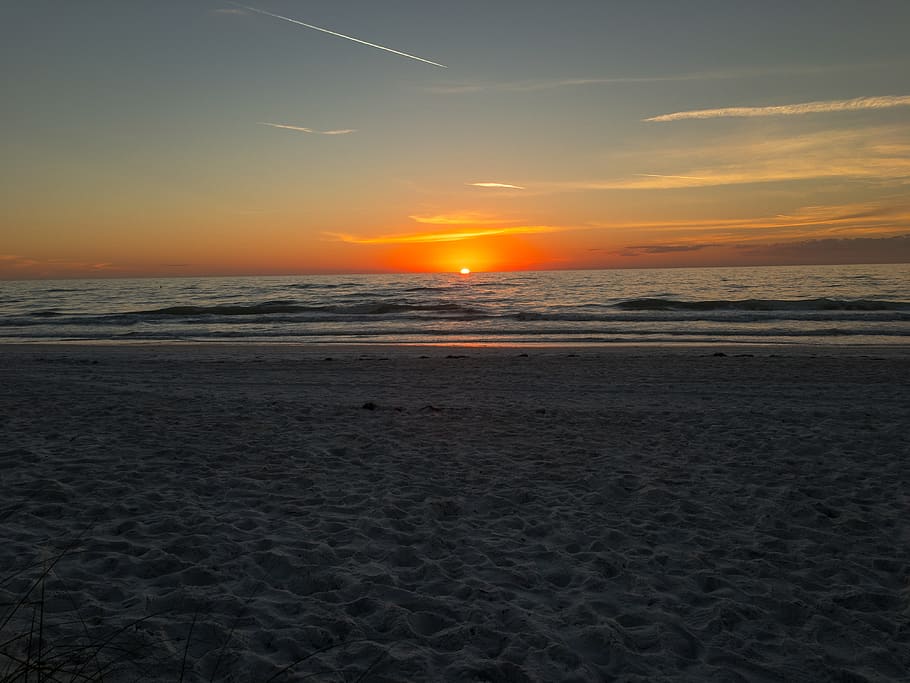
[1,343,909,682]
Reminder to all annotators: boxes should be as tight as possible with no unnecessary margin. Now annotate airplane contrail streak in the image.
[257,122,357,134]
[231,2,447,68]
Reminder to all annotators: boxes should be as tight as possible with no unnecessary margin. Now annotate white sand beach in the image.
[1,344,909,681]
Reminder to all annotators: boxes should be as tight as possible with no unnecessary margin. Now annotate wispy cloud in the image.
[327,225,563,245]
[645,95,910,122]
[430,76,699,94]
[593,202,910,248]
[232,2,447,68]
[598,161,910,190]
[633,173,708,182]
[212,8,247,15]
[468,182,526,190]
[552,125,910,190]
[0,254,42,269]
[0,255,118,275]
[409,212,513,226]
[427,64,859,94]
[257,122,356,135]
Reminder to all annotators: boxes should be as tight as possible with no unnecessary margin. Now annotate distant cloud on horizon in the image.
[257,122,357,135]
[0,254,117,274]
[734,234,910,264]
[645,95,910,122]
[622,244,720,255]
[604,234,910,265]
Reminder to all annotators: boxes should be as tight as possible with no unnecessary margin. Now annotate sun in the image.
[459,267,471,275]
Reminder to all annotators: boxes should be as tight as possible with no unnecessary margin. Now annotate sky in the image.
[2,0,910,278]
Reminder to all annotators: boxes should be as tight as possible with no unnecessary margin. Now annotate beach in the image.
[1,343,909,681]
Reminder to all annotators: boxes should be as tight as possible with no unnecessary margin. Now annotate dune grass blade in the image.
[178,611,198,682]
[0,523,95,636]
[25,602,37,682]
[352,647,388,683]
[209,582,263,682]
[53,572,106,681]
[37,574,46,683]
[67,610,174,682]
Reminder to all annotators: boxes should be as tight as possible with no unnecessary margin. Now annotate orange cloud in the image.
[645,94,910,122]
[574,202,910,267]
[408,212,514,226]
[327,225,564,245]
[597,202,910,240]
[0,255,120,278]
[551,125,910,190]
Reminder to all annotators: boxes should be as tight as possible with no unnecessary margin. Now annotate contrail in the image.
[230,2,447,68]
[257,122,357,135]
[468,182,526,190]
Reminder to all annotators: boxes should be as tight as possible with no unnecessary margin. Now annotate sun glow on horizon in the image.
[459,267,471,275]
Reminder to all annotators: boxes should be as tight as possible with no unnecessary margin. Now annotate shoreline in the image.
[3,339,910,356]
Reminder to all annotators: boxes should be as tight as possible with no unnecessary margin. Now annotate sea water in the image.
[0,264,907,346]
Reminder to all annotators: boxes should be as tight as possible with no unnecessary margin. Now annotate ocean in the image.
[1,264,907,346]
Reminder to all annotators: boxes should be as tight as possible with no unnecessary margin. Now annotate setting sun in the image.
[460,267,471,275]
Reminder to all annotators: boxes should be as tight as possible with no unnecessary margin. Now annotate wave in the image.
[403,286,453,293]
[286,282,358,290]
[614,297,910,312]
[4,305,909,329]
[130,300,483,317]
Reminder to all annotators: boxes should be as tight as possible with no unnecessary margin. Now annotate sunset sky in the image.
[3,0,910,278]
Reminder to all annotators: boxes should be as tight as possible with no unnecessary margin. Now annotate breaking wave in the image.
[132,301,483,317]
[614,297,909,312]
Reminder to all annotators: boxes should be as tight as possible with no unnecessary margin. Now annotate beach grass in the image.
[1,547,384,682]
